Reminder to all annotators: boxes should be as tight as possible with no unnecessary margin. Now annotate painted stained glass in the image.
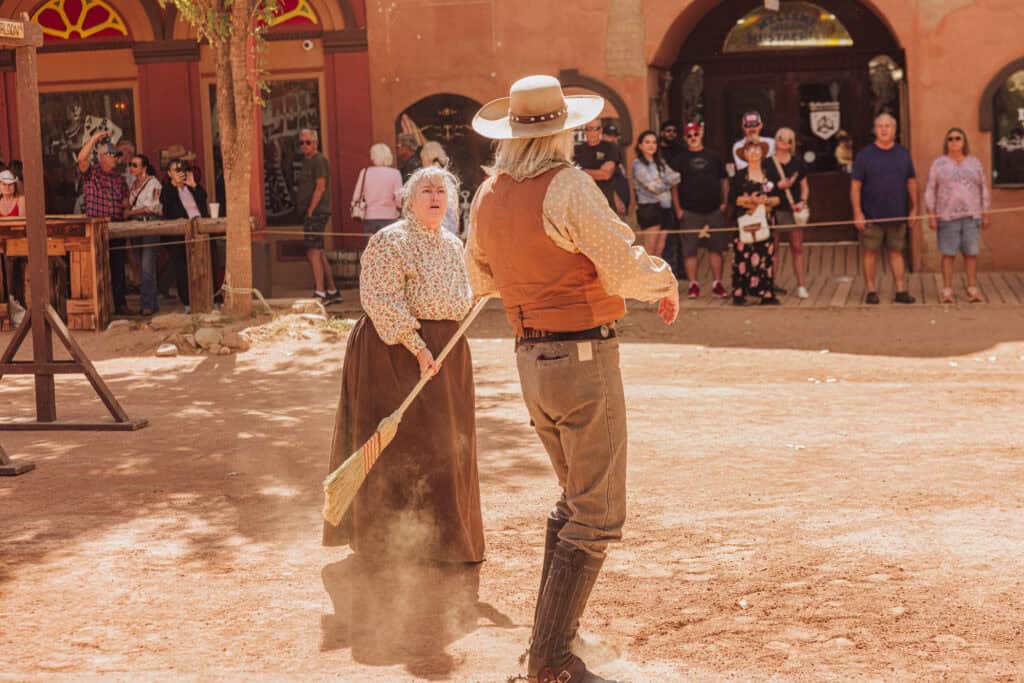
[724,1,853,53]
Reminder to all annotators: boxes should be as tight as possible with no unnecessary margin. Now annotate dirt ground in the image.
[1,302,1023,681]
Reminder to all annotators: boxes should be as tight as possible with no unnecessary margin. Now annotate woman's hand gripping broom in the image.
[322,297,490,525]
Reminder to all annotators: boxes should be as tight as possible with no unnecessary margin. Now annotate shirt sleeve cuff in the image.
[402,333,427,357]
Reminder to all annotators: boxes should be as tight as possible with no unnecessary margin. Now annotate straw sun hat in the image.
[472,75,604,140]
[735,139,771,162]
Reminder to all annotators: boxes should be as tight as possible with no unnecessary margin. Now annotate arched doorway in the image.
[395,94,492,225]
[671,0,905,241]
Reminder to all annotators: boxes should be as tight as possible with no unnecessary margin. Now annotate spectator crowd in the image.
[348,108,992,307]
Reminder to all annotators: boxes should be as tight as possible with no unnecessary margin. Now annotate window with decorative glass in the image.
[724,1,853,53]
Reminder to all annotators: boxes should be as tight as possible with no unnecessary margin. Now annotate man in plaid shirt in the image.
[77,131,130,315]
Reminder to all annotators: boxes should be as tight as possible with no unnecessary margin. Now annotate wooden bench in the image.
[0,216,110,331]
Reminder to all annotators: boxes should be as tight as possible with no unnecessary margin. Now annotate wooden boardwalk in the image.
[679,244,1024,308]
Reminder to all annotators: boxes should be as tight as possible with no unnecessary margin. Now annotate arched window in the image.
[724,1,853,53]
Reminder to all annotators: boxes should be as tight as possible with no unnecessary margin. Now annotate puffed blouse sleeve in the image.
[359,231,427,356]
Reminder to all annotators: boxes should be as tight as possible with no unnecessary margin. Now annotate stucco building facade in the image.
[2,0,1024,285]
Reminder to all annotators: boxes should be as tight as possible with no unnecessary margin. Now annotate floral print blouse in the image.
[360,217,473,356]
[924,155,990,221]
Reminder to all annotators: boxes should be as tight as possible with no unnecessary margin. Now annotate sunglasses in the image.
[299,139,315,146]
[584,126,602,132]
[947,135,963,142]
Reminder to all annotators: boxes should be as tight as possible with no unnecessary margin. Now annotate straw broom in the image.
[322,297,490,525]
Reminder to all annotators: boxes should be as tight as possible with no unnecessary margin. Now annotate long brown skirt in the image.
[322,316,485,563]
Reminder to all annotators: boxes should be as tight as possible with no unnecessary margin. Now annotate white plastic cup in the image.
[209,202,220,218]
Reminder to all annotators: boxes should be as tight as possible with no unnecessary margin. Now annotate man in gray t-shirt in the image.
[297,128,340,304]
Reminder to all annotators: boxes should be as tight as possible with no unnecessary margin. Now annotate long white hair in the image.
[485,130,576,182]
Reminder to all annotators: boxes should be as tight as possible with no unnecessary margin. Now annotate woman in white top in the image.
[123,154,163,315]
[353,143,403,235]
[324,165,484,564]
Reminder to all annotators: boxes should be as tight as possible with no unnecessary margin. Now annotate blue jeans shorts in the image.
[937,217,981,257]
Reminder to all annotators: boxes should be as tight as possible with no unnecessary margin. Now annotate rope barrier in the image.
[106,235,228,251]
[251,204,1024,240]
[46,204,1024,253]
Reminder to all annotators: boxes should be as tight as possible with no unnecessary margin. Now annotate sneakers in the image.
[760,297,781,306]
[687,282,700,299]
[796,286,809,299]
[315,290,343,305]
[732,295,747,306]
[894,290,916,304]
[712,280,728,298]
[865,291,880,305]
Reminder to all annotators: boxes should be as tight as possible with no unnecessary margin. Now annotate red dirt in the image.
[1,304,1023,681]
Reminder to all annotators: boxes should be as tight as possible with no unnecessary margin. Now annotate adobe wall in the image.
[366,0,1024,270]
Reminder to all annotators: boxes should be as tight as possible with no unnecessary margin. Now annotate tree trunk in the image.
[212,18,255,316]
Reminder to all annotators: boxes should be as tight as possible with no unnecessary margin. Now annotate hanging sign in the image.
[0,19,26,41]
[809,101,840,140]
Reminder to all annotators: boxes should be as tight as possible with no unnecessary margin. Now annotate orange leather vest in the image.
[474,167,626,336]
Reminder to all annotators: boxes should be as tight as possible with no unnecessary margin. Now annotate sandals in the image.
[967,286,983,303]
[940,287,954,304]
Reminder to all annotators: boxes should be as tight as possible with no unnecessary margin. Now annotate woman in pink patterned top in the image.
[925,128,991,303]
[324,166,484,566]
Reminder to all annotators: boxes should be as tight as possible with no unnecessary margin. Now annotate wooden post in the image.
[0,16,146,432]
[15,33,55,422]
[185,217,214,314]
[0,442,35,476]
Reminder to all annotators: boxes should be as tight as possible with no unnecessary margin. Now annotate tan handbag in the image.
[737,204,770,244]
[773,157,810,226]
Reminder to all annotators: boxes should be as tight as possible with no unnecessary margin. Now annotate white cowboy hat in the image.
[0,170,17,184]
[473,75,604,140]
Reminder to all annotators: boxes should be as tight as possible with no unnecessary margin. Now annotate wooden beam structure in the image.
[0,15,147,436]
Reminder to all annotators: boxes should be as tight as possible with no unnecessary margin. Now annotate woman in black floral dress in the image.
[730,139,782,305]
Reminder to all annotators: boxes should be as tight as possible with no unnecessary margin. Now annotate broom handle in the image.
[394,297,490,417]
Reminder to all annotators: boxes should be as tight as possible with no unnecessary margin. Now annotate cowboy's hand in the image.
[416,348,440,378]
[929,216,938,231]
[658,286,679,325]
[853,211,866,231]
[185,171,197,188]
[982,214,991,230]
[91,131,110,142]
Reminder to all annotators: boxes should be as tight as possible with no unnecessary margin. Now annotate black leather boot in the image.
[528,542,618,683]
[535,515,568,624]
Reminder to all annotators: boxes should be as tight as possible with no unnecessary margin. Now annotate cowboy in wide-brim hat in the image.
[472,74,604,140]
[465,75,679,683]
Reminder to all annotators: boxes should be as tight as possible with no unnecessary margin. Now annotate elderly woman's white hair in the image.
[401,165,460,220]
[420,140,450,168]
[369,143,394,167]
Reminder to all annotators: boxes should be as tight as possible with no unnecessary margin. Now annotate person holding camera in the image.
[160,158,208,312]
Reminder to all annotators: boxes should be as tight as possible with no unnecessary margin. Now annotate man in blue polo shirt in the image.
[851,112,918,304]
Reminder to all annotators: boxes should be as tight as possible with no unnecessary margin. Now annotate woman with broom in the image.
[322,165,485,564]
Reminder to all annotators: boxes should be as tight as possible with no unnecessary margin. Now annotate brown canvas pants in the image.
[516,337,627,559]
